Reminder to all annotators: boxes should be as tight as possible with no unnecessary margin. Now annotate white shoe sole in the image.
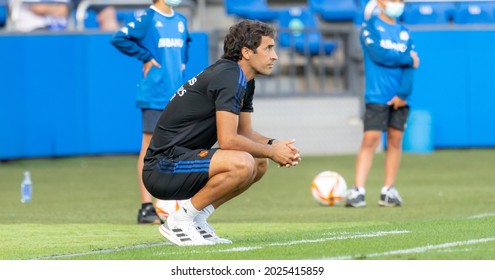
[159,224,215,246]
[345,201,367,208]
[378,200,402,207]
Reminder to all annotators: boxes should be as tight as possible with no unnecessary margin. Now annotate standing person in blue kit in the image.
[111,0,191,224]
[345,0,420,208]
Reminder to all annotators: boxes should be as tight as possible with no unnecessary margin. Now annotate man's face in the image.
[249,36,278,76]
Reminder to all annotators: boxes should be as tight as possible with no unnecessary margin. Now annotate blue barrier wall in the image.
[410,29,495,148]
[1,29,494,160]
[0,32,208,160]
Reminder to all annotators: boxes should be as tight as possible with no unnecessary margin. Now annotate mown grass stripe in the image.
[327,237,495,260]
[156,230,410,255]
[37,230,410,259]
[32,243,169,260]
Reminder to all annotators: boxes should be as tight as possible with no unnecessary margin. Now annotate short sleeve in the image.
[241,80,255,113]
[210,65,248,115]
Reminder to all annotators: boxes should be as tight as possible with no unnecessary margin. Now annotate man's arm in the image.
[390,42,420,108]
[237,112,271,144]
[360,24,413,68]
[110,12,153,63]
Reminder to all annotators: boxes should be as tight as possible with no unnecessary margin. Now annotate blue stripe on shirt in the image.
[233,65,247,113]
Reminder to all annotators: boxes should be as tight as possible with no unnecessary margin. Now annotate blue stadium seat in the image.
[116,9,141,25]
[402,2,456,24]
[453,2,495,24]
[224,0,280,22]
[0,0,7,28]
[354,0,379,25]
[277,7,337,56]
[83,10,99,29]
[308,0,358,22]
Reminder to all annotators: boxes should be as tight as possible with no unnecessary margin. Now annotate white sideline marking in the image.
[437,248,474,253]
[35,230,409,259]
[326,237,495,260]
[32,242,169,260]
[266,231,409,247]
[156,230,410,255]
[466,213,495,219]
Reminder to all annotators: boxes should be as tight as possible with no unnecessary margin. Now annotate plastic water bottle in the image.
[21,171,32,203]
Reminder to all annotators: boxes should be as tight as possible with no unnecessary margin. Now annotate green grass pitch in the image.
[0,149,494,260]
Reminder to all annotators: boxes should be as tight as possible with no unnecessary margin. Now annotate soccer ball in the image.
[311,171,348,206]
[155,199,186,221]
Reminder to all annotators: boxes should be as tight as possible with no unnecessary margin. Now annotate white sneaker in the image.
[378,186,403,207]
[158,213,215,246]
[196,221,232,244]
[345,187,366,208]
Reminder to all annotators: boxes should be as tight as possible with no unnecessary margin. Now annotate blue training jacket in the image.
[360,15,415,104]
[111,6,191,110]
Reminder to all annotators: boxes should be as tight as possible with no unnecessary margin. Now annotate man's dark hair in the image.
[222,20,276,62]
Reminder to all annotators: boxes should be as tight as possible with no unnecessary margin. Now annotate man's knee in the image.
[234,152,256,179]
[253,158,269,182]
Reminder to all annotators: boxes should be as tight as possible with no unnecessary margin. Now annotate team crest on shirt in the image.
[198,150,209,157]
[178,21,185,33]
[400,31,409,41]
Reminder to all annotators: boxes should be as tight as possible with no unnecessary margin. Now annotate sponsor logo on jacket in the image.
[380,39,407,52]
[158,38,184,48]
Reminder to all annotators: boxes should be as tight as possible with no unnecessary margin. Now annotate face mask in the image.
[165,0,182,7]
[384,2,404,18]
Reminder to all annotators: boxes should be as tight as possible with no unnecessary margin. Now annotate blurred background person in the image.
[13,0,120,32]
[13,0,70,32]
[345,0,420,208]
[72,0,120,31]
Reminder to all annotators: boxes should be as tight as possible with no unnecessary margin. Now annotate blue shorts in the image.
[141,109,162,133]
